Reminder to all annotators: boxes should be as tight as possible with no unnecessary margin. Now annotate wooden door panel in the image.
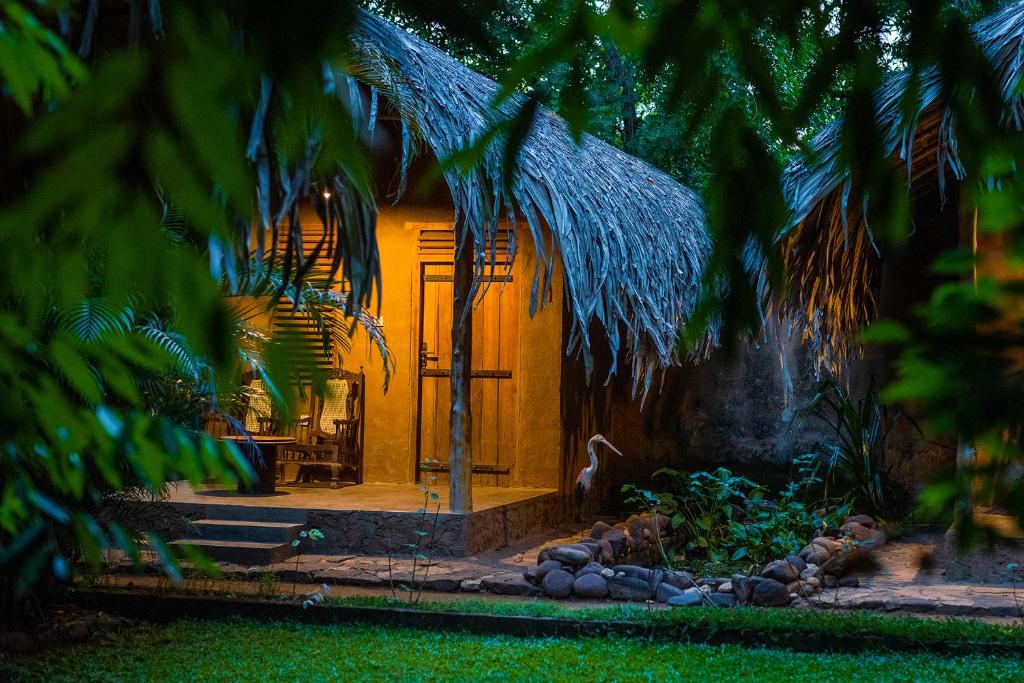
[417,258,517,487]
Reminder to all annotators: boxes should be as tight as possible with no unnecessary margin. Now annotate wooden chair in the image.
[279,368,364,488]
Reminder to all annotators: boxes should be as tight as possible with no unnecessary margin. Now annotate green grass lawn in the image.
[2,617,1022,682]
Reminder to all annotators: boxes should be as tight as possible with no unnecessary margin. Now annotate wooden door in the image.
[416,260,518,486]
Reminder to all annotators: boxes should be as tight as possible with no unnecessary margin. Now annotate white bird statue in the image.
[573,434,623,523]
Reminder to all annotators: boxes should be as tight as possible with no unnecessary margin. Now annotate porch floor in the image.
[166,481,557,514]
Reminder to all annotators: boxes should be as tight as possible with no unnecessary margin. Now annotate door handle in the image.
[420,342,439,371]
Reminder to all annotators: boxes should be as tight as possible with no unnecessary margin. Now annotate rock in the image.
[838,575,860,588]
[542,569,575,599]
[696,577,729,589]
[482,573,543,597]
[708,592,737,608]
[798,577,821,596]
[800,565,821,580]
[548,546,591,566]
[655,582,687,602]
[573,573,609,598]
[841,521,872,542]
[784,555,807,573]
[662,570,697,590]
[812,537,843,554]
[575,562,606,578]
[731,574,763,605]
[655,514,672,533]
[523,565,538,583]
[752,578,791,607]
[845,514,875,529]
[537,549,551,564]
[762,559,800,584]
[626,515,646,543]
[823,574,839,588]
[602,530,628,558]
[786,581,800,594]
[667,587,704,607]
[790,597,813,609]
[534,560,563,582]
[607,576,654,601]
[600,568,615,579]
[610,564,652,582]
[590,521,612,540]
[624,531,639,552]
[822,544,870,576]
[799,545,831,566]
[596,539,615,564]
[718,581,733,593]
[460,578,483,592]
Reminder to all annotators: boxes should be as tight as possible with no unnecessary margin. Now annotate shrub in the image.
[623,454,849,568]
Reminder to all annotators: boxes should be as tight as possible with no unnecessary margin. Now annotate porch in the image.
[165,481,562,559]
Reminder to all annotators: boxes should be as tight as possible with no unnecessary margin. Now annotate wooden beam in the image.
[449,227,474,513]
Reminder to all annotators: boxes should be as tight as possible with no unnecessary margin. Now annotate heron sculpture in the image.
[573,434,624,522]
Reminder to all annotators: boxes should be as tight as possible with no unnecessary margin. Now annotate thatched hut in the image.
[778,0,1024,368]
[229,10,710,528]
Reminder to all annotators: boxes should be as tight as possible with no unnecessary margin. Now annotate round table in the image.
[221,435,296,495]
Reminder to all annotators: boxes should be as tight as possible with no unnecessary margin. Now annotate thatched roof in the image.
[778,0,1024,368]
[339,11,711,391]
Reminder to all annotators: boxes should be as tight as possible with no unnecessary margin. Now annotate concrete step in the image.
[169,538,295,566]
[202,504,309,524]
[191,519,304,544]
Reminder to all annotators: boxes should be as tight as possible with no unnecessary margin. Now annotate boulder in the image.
[822,544,869,576]
[667,587,704,607]
[696,577,729,589]
[611,564,652,582]
[708,592,737,608]
[575,562,605,578]
[573,573,609,599]
[799,545,831,566]
[548,546,592,566]
[823,574,839,588]
[812,537,843,554]
[600,568,615,579]
[482,574,543,597]
[596,539,616,564]
[731,574,764,605]
[523,565,538,583]
[607,576,654,601]
[655,514,672,533]
[602,529,628,558]
[717,581,733,593]
[589,521,612,540]
[752,578,791,607]
[648,568,665,591]
[534,560,564,583]
[762,559,800,584]
[536,549,551,564]
[662,570,697,590]
[655,582,687,603]
[800,564,821,580]
[541,569,575,599]
[798,577,821,596]
[784,555,807,573]
[838,575,860,588]
[845,514,875,529]
[840,521,872,542]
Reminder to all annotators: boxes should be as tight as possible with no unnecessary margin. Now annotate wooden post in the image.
[449,228,474,513]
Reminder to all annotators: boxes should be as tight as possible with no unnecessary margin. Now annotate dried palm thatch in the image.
[339,11,712,393]
[778,0,1024,370]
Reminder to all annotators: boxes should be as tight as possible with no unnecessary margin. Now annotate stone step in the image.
[191,519,304,544]
[168,538,295,566]
[202,504,309,524]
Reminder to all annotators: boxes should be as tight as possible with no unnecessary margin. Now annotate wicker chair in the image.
[279,368,364,488]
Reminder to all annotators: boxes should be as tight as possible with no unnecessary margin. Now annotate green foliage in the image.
[624,454,848,568]
[802,375,911,520]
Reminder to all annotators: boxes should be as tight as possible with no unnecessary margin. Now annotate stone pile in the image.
[529,513,885,607]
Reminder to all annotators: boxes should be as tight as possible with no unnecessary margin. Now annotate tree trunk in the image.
[602,38,639,152]
[449,227,475,513]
